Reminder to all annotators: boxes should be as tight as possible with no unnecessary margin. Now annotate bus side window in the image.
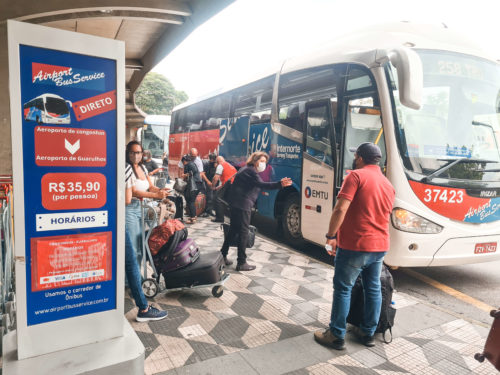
[278,66,340,132]
[305,104,333,167]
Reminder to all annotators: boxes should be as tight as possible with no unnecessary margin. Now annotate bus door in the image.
[338,98,385,187]
[301,100,336,243]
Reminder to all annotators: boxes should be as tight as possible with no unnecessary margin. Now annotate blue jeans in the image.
[125,200,143,267]
[329,248,386,339]
[125,229,148,310]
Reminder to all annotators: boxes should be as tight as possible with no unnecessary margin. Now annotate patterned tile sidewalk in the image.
[124,217,498,375]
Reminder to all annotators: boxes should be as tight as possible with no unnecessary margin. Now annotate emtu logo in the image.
[305,186,311,198]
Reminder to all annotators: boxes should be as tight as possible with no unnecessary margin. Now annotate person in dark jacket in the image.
[220,151,292,271]
[181,154,203,224]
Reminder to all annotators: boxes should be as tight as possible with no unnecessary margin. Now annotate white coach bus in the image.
[170,22,500,267]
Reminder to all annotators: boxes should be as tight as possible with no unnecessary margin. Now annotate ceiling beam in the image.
[128,0,234,95]
[26,11,185,25]
[125,59,143,70]
[6,0,192,21]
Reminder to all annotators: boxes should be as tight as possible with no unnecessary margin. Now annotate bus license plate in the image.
[474,242,497,254]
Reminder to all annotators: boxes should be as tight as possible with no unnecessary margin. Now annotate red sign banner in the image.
[31,232,112,292]
[35,126,106,167]
[72,90,116,121]
[32,62,72,83]
[41,173,107,210]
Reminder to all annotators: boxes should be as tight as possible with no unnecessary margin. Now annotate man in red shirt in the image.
[211,156,237,223]
[314,142,395,350]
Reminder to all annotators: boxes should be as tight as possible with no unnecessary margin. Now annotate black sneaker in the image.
[136,305,168,322]
[314,328,345,350]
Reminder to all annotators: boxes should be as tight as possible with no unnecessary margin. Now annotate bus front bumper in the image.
[429,234,500,266]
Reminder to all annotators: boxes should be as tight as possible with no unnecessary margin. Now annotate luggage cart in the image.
[139,201,229,299]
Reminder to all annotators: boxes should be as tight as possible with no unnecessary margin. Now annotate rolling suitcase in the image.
[161,238,200,273]
[475,308,500,371]
[195,193,206,217]
[163,252,224,289]
[347,264,396,343]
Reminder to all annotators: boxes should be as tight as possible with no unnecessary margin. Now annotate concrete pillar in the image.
[0,23,12,175]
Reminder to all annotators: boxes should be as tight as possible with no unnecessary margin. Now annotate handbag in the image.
[187,171,197,194]
[173,177,187,193]
[186,171,198,199]
[221,223,257,248]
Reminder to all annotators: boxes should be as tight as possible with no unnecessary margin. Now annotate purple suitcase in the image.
[162,238,200,272]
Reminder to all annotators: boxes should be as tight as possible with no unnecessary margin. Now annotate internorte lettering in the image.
[276,144,301,160]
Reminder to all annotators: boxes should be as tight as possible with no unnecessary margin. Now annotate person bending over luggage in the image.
[211,155,237,223]
[220,151,292,271]
[314,142,395,350]
[125,184,167,322]
[180,154,203,224]
[126,141,169,265]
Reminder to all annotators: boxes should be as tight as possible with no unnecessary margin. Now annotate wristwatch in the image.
[325,233,337,240]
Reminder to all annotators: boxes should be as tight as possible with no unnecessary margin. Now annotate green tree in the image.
[135,72,188,115]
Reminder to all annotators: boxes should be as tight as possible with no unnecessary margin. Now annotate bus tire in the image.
[281,193,304,245]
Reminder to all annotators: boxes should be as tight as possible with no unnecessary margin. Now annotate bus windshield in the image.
[142,124,169,159]
[390,50,500,183]
[45,97,69,116]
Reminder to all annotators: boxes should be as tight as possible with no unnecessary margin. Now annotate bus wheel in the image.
[281,194,303,244]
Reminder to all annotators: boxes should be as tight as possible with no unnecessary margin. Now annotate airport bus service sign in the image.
[19,45,117,325]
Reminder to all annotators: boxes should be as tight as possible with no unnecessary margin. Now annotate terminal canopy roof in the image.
[3,0,234,128]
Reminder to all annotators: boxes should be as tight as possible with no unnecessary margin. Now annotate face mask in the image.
[133,154,142,164]
[256,161,266,173]
[143,157,147,162]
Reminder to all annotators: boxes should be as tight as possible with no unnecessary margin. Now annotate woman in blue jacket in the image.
[220,151,292,271]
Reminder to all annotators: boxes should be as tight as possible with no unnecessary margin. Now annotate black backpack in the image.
[346,264,396,343]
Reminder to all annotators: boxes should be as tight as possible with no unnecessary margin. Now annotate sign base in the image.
[3,318,144,374]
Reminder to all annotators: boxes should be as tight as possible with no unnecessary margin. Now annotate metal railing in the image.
[0,185,16,347]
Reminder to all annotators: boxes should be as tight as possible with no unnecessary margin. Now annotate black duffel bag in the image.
[221,223,257,248]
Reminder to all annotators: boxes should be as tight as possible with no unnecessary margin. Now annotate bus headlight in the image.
[391,208,443,234]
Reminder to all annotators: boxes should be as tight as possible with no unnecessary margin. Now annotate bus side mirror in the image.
[389,48,423,110]
[66,100,72,107]
[376,47,423,110]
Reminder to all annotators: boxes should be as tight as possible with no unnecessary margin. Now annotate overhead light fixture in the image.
[100,9,112,14]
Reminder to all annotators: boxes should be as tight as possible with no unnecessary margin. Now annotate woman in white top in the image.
[125,140,168,265]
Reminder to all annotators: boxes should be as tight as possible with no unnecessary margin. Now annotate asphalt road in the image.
[251,213,499,326]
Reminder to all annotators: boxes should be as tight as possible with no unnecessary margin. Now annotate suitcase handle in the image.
[491,309,500,318]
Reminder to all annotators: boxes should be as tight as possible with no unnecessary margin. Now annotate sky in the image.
[154,0,500,100]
